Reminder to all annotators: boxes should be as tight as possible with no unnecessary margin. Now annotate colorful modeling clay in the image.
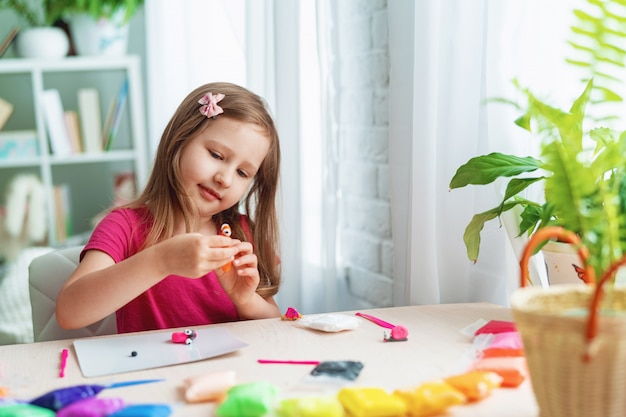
[220,223,233,272]
[29,380,163,411]
[474,320,516,336]
[299,314,359,332]
[384,325,409,342]
[0,404,55,417]
[469,357,528,388]
[281,307,302,320]
[56,397,126,417]
[486,331,523,350]
[183,370,237,403]
[108,404,172,417]
[310,361,364,381]
[444,371,502,402]
[393,381,466,417]
[356,312,409,342]
[277,395,345,417]
[171,329,197,344]
[481,347,524,358]
[215,381,279,417]
[337,387,407,417]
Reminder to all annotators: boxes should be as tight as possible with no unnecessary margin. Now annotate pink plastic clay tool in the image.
[59,349,68,378]
[258,359,320,365]
[355,312,409,342]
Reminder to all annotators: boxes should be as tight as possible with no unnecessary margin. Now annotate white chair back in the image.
[28,246,117,342]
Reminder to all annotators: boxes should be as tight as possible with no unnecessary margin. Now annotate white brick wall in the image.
[333,0,392,308]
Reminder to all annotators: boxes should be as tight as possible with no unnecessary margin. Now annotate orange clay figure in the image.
[220,223,233,272]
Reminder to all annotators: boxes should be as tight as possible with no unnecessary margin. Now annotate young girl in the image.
[56,82,282,333]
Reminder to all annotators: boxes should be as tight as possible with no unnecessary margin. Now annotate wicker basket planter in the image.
[512,226,626,417]
[511,284,626,417]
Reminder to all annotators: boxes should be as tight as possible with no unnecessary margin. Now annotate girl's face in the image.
[179,116,270,220]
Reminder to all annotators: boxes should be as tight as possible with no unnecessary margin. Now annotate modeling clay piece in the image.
[220,223,233,272]
[310,361,364,381]
[444,371,502,402]
[29,380,163,411]
[108,404,172,417]
[0,404,55,417]
[337,387,406,417]
[277,395,345,417]
[281,307,302,320]
[171,329,197,344]
[356,312,409,342]
[393,382,465,417]
[183,370,237,403]
[215,381,279,417]
[474,320,516,336]
[384,325,409,342]
[56,397,126,417]
[469,357,528,388]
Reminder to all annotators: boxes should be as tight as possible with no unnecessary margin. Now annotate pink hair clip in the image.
[198,92,225,118]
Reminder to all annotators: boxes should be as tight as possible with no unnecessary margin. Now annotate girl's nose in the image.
[215,170,232,187]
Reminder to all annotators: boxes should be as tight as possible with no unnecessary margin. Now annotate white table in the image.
[0,303,538,416]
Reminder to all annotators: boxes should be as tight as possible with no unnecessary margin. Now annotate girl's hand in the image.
[216,241,260,306]
[157,233,240,278]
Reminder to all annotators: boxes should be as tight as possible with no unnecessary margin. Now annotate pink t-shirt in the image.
[83,207,239,333]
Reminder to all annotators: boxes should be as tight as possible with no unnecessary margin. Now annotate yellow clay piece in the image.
[444,371,502,402]
[337,387,407,417]
[393,381,466,416]
[277,395,345,417]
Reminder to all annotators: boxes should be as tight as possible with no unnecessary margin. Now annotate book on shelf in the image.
[41,89,72,157]
[102,77,129,151]
[0,27,18,58]
[77,88,103,153]
[0,96,14,131]
[0,130,38,159]
[64,110,83,154]
[53,184,72,243]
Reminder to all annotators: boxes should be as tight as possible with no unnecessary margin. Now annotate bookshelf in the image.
[0,55,148,247]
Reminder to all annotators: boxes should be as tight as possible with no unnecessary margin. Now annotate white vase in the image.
[69,9,129,56]
[541,241,586,285]
[15,27,69,59]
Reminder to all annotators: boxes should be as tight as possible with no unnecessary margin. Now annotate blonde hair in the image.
[129,82,281,297]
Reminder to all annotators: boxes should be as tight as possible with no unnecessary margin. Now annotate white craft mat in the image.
[74,327,248,378]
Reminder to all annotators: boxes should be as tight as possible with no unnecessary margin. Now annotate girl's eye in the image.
[237,169,249,178]
[209,150,222,160]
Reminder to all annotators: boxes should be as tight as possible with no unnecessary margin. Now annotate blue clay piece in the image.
[108,404,172,417]
[56,397,126,417]
[30,385,105,411]
[0,403,55,417]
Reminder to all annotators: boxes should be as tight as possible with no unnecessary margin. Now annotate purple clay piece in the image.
[56,397,126,417]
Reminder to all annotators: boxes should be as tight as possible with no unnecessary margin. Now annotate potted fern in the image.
[508,85,626,415]
[449,0,626,285]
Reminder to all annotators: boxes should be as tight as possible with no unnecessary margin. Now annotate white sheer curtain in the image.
[144,0,332,312]
[389,0,577,307]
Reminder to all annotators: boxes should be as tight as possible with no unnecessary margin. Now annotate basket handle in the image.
[519,226,602,361]
[519,226,595,287]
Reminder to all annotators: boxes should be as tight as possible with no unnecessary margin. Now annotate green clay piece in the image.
[0,404,55,417]
[216,381,279,417]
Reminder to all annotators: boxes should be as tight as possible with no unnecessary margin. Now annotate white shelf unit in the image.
[0,55,148,247]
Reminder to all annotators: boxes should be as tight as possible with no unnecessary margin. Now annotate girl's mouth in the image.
[200,185,221,201]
